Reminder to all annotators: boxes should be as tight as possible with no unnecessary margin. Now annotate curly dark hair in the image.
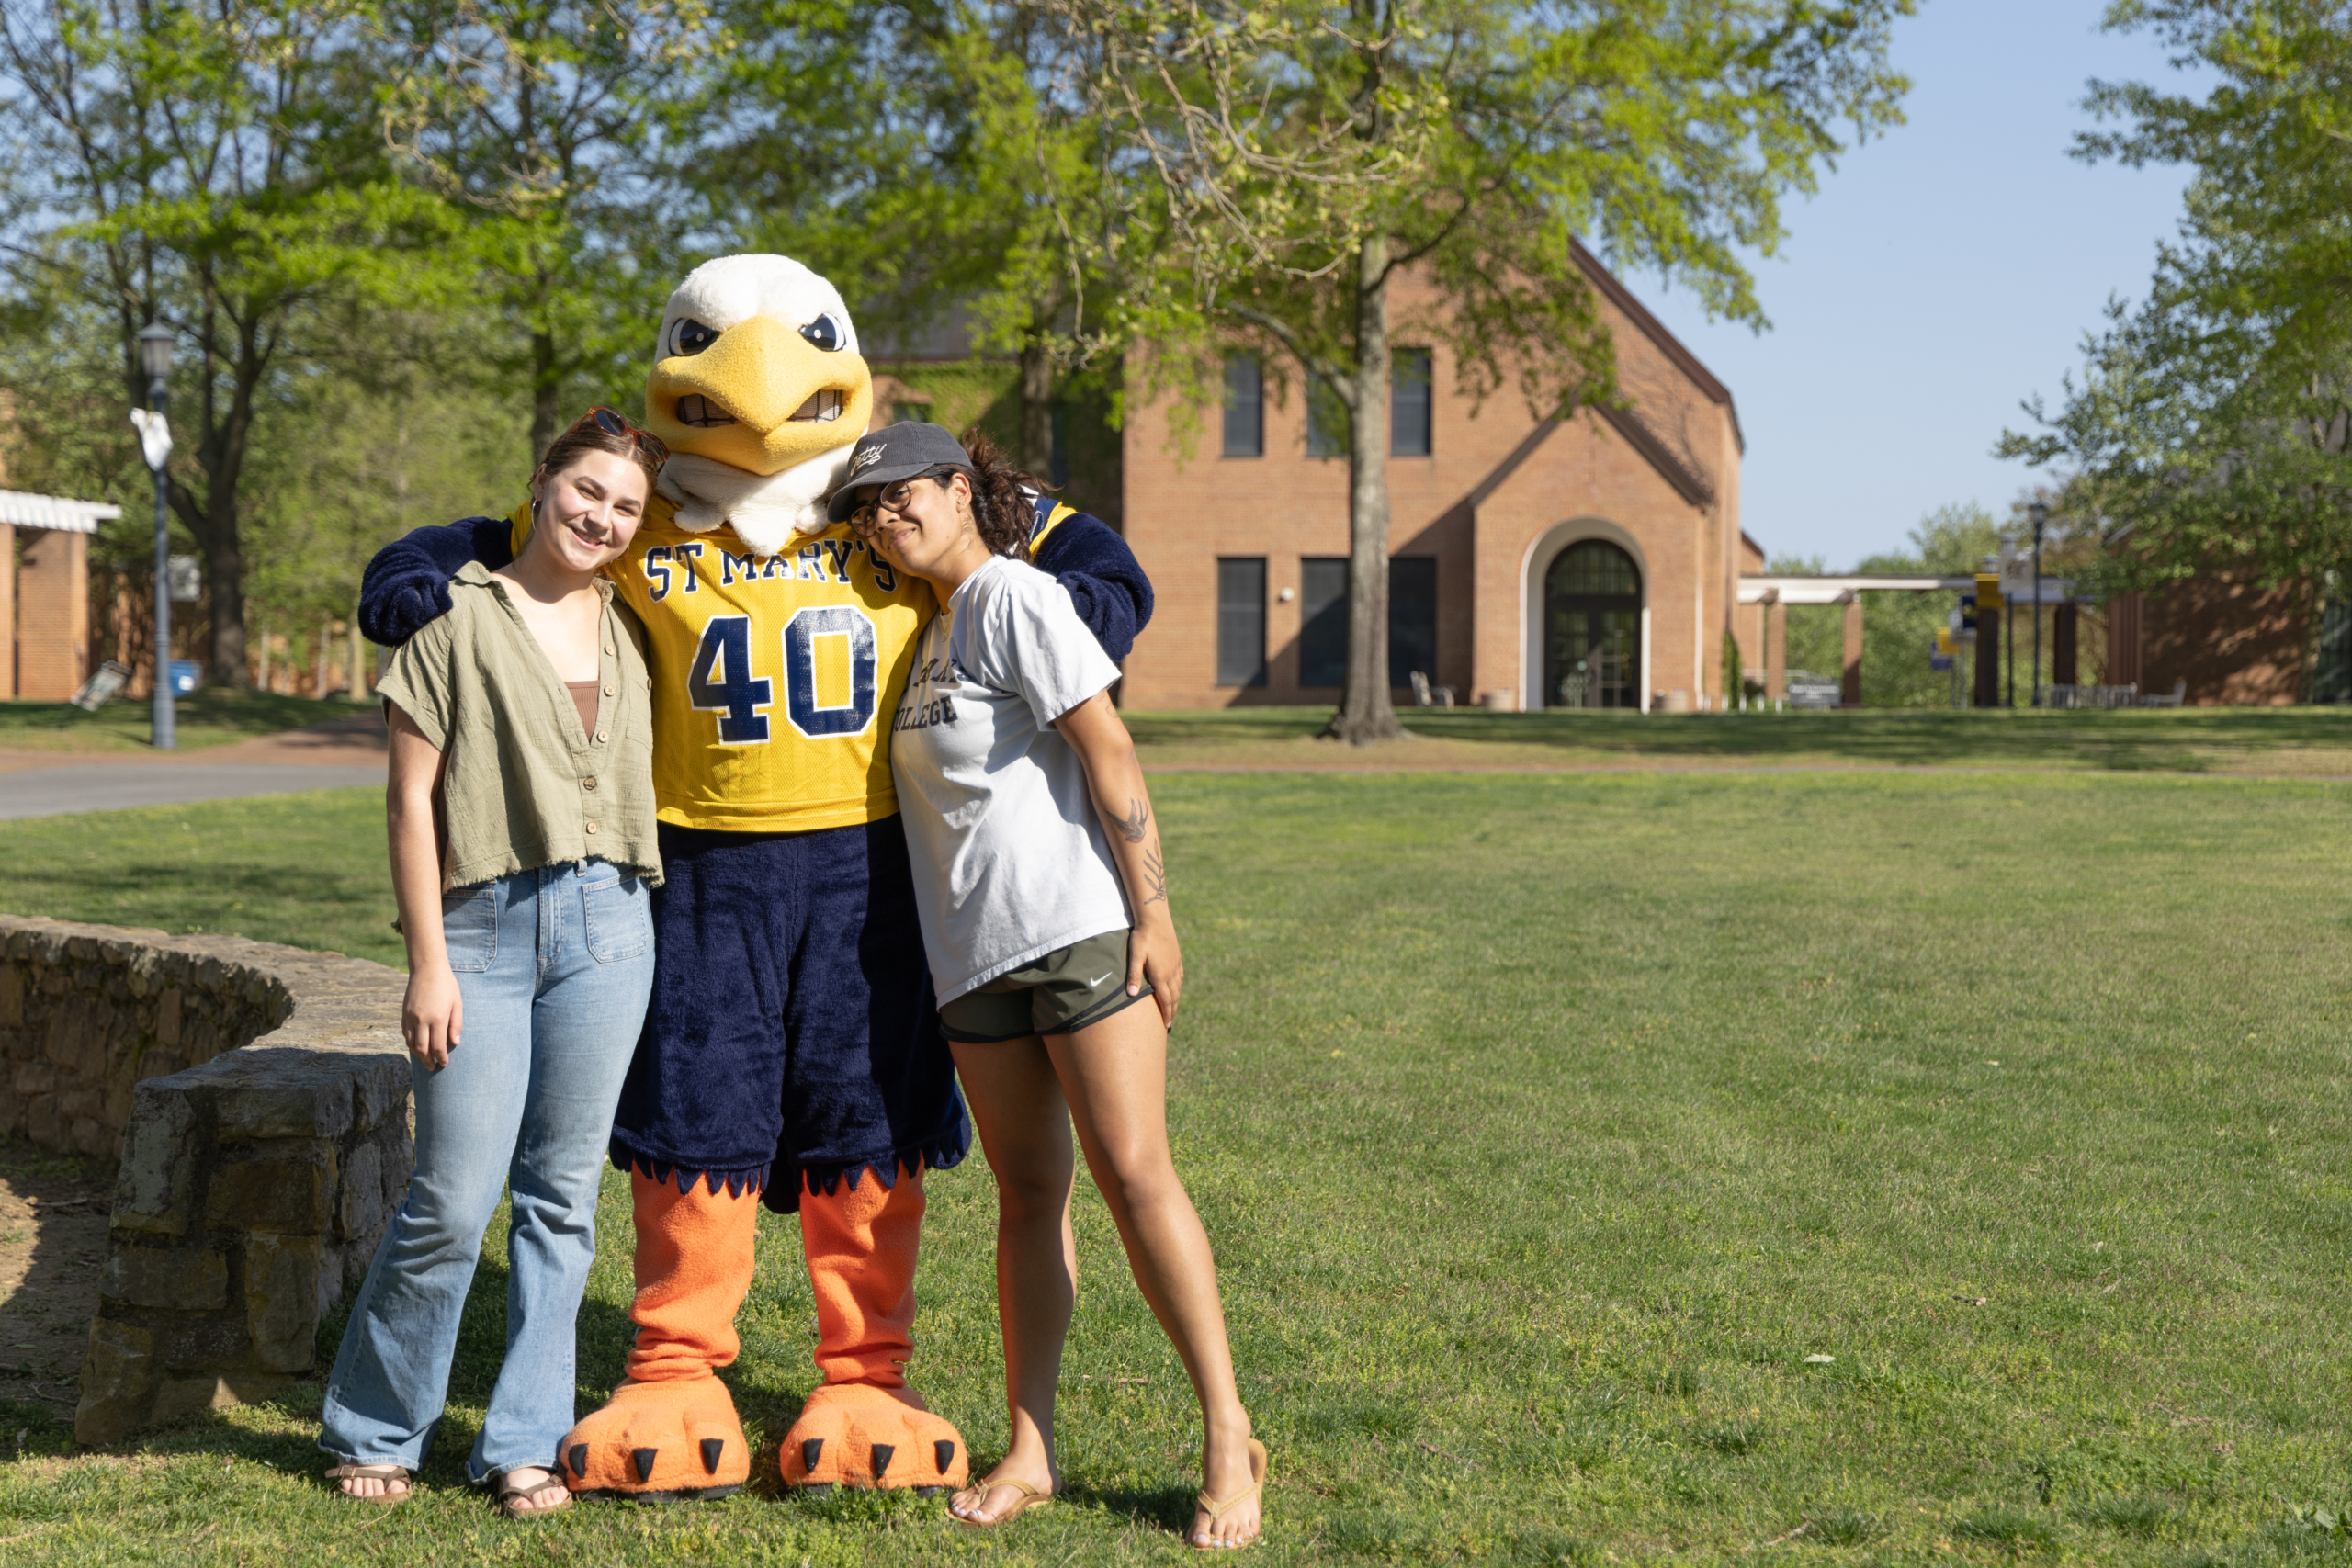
[956,428,1056,558]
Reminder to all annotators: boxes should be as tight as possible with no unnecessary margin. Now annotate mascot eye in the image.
[799,314,845,353]
[671,319,720,356]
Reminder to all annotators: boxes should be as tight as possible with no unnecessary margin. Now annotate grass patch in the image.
[0,688,352,753]
[0,791,399,964]
[1127,703,2352,775]
[6,766,2352,1561]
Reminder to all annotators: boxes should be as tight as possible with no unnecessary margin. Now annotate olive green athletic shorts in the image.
[937,928,1153,1043]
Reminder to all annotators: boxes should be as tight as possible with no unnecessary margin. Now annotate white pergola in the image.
[1735,573,2076,705]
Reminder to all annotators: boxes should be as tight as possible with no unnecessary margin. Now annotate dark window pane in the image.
[1548,540,1640,598]
[1216,558,1267,687]
[1388,557,1437,687]
[1299,558,1350,686]
[1306,380,1351,458]
[1391,348,1431,457]
[1222,355,1262,457]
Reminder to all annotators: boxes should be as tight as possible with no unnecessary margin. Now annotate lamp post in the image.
[2029,501,2049,707]
[137,321,175,750]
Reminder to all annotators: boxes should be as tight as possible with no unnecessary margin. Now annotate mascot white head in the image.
[639,254,875,557]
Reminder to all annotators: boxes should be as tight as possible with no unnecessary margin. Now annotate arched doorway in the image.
[1544,540,1643,708]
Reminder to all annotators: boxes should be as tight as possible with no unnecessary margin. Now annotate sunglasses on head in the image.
[567,406,666,460]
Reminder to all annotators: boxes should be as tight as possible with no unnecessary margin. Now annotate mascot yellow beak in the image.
[642,316,874,477]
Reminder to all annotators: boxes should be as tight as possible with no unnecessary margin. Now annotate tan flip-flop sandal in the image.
[324,1461,413,1505]
[947,1474,1054,1529]
[1192,1438,1269,1550]
[492,1465,573,1519]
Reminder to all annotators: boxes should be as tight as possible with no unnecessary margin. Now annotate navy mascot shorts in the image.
[607,815,969,1213]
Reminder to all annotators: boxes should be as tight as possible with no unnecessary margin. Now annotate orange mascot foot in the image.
[778,1381,969,1494]
[564,1168,759,1500]
[781,1164,967,1494]
[561,1374,751,1499]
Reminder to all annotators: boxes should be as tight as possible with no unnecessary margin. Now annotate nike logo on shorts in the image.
[1087,973,1113,987]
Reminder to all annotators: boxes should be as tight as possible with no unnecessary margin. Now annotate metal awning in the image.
[0,490,123,533]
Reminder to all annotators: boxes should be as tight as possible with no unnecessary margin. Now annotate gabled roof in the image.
[1571,240,1746,456]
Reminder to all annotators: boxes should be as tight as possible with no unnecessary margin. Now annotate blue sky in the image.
[1634,0,2200,570]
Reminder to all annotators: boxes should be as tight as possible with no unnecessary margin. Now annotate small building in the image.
[1115,247,1746,711]
[873,244,1749,713]
[3,490,120,701]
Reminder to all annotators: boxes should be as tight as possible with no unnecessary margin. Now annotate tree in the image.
[2002,2,2352,598]
[1025,0,1913,740]
[0,0,458,686]
[374,0,722,457]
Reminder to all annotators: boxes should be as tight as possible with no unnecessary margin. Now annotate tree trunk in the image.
[195,398,253,689]
[530,327,560,463]
[1020,327,1054,478]
[1329,233,1403,744]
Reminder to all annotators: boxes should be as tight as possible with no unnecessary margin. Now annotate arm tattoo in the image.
[1117,796,1149,843]
[1140,842,1169,907]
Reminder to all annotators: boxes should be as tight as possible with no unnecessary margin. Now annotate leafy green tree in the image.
[1025,0,1914,740]
[2001,1,2352,599]
[0,0,459,685]
[375,0,722,456]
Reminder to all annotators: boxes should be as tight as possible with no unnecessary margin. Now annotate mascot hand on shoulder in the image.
[356,252,1154,1506]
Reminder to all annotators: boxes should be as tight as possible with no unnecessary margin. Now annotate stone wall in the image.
[0,917,413,1445]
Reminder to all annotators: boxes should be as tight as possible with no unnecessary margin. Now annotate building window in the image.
[1391,348,1431,457]
[1306,379,1351,458]
[1216,558,1267,687]
[1050,403,1070,486]
[1544,539,1643,709]
[1299,558,1350,686]
[1388,557,1437,687]
[1222,355,1262,457]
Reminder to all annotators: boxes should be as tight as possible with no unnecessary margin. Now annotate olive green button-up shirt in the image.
[377,561,662,889]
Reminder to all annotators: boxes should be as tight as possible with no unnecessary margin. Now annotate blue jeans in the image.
[320,859,653,1481]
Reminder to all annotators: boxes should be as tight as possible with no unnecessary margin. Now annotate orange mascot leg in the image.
[560,1171,757,1497]
[777,1166,969,1493]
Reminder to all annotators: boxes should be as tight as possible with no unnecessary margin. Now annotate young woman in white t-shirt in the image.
[839,423,1263,1550]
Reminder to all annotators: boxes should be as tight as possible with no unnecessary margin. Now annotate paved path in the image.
[0,712,388,819]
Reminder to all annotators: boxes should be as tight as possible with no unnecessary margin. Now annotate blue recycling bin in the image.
[167,660,202,696]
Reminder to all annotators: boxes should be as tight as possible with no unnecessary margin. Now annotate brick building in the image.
[1115,246,1746,711]
[3,490,120,701]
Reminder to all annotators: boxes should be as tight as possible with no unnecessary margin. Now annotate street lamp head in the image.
[135,321,175,382]
[2028,499,2050,531]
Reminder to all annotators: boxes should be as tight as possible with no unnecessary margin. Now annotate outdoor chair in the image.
[1409,671,1456,707]
[2143,678,2187,708]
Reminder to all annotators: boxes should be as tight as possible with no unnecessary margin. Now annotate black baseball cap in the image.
[825,422,975,522]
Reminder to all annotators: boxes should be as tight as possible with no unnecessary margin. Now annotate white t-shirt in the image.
[889,554,1130,1004]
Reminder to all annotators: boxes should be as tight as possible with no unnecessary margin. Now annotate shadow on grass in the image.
[0,1137,115,1422]
[1125,705,2352,772]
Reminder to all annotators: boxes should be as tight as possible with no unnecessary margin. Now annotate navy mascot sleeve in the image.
[1031,509,1153,662]
[356,515,516,648]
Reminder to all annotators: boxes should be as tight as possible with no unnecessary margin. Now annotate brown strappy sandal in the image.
[492,1465,571,1519]
[325,1461,413,1505]
[947,1473,1055,1529]
[1191,1438,1268,1550]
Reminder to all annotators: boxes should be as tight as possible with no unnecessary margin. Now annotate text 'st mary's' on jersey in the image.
[509,499,935,833]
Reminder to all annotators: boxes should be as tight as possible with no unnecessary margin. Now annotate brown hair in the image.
[955,428,1055,557]
[534,410,668,506]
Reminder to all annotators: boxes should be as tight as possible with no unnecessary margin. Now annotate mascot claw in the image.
[779,1383,969,1495]
[561,1376,752,1501]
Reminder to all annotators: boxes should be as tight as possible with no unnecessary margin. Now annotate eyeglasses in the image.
[847,468,961,538]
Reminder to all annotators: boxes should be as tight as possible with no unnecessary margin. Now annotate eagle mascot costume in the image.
[359,254,1152,1500]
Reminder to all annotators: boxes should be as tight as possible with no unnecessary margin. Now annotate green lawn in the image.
[1127,703,2352,776]
[0,688,358,753]
[6,764,2352,1563]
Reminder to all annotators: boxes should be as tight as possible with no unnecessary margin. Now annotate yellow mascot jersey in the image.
[511,499,936,833]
